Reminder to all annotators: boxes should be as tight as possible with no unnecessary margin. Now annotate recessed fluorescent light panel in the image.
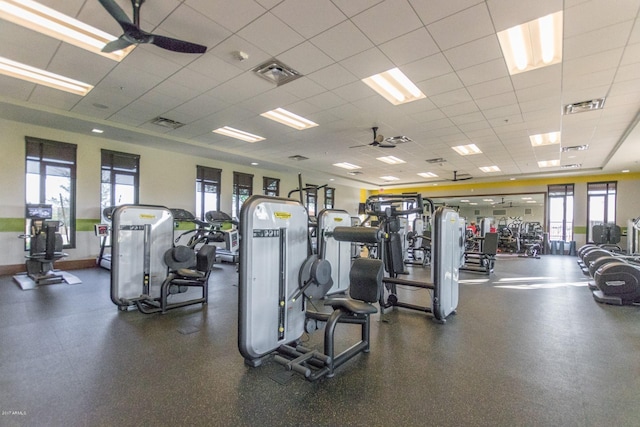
[479,166,501,173]
[530,131,560,146]
[380,176,399,181]
[260,108,318,130]
[333,162,361,170]
[538,159,560,168]
[362,67,426,105]
[0,0,133,61]
[0,56,93,95]
[417,172,438,178]
[213,126,265,143]
[452,144,482,156]
[376,156,406,165]
[497,11,563,75]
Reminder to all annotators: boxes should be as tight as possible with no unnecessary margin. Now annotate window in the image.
[587,181,616,242]
[25,137,77,248]
[263,177,280,197]
[196,166,221,220]
[548,184,574,241]
[306,184,318,217]
[101,150,139,222]
[324,187,335,209]
[232,172,253,219]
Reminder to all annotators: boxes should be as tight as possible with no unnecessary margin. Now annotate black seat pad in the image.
[324,298,377,314]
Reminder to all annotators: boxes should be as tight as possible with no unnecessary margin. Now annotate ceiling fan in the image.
[349,127,411,148]
[98,0,207,54]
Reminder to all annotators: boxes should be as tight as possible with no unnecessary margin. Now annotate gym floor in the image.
[0,254,639,427]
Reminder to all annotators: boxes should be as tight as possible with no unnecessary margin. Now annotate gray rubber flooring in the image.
[1,254,639,426]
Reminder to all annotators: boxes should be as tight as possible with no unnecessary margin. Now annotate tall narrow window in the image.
[548,184,574,241]
[232,172,253,219]
[196,166,221,220]
[306,184,318,217]
[587,181,617,242]
[101,150,139,222]
[324,187,335,209]
[263,177,280,197]
[25,137,77,248]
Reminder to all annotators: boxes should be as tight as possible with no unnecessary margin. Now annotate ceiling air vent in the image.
[150,117,185,129]
[348,171,363,176]
[425,157,446,164]
[563,98,605,115]
[561,144,589,152]
[288,154,308,161]
[561,164,582,169]
[253,59,302,86]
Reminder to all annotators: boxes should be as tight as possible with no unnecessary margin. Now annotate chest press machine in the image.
[238,194,461,381]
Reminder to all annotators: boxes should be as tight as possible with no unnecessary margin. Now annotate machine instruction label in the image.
[253,229,280,238]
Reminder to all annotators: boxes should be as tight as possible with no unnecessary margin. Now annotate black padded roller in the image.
[331,226,381,243]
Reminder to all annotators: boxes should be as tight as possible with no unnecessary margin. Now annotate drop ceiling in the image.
[0,0,639,189]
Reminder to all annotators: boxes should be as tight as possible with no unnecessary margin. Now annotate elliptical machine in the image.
[13,204,81,290]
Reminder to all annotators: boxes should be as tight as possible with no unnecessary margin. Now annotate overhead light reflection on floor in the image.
[497,276,557,282]
[459,279,491,285]
[495,282,589,290]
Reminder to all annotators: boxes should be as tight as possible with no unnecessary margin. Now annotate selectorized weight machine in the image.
[110,205,215,314]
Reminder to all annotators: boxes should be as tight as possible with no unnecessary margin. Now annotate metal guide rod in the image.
[278,227,286,340]
[143,223,151,295]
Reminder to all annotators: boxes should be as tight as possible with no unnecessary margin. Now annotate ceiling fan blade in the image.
[98,0,132,29]
[102,36,134,53]
[150,34,207,54]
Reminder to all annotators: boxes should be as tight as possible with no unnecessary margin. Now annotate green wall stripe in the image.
[0,218,25,232]
[77,218,101,232]
[573,226,587,234]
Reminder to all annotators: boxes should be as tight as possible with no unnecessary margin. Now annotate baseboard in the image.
[0,258,97,277]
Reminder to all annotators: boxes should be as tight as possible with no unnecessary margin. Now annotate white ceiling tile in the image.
[467,77,514,99]
[187,53,245,84]
[279,78,327,99]
[404,53,454,83]
[207,35,271,71]
[332,82,378,102]
[157,2,232,50]
[475,92,518,110]
[331,0,384,17]
[379,28,440,66]
[486,0,563,32]
[456,58,509,86]
[427,3,494,50]
[277,42,335,75]
[430,88,473,108]
[440,100,479,117]
[339,48,395,79]
[305,91,348,110]
[621,42,640,66]
[564,21,634,61]
[351,0,423,45]
[272,0,346,38]
[237,13,305,56]
[310,20,374,61]
[186,0,267,32]
[307,63,358,90]
[208,72,272,104]
[564,0,640,38]
[409,0,484,25]
[421,73,464,97]
[443,35,503,71]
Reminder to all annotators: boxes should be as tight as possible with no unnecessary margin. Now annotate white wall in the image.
[0,118,362,266]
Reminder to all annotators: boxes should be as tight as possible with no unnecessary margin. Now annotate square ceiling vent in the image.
[253,59,302,86]
[150,116,185,129]
[563,98,605,115]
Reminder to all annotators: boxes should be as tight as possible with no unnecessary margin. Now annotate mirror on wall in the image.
[429,193,546,226]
